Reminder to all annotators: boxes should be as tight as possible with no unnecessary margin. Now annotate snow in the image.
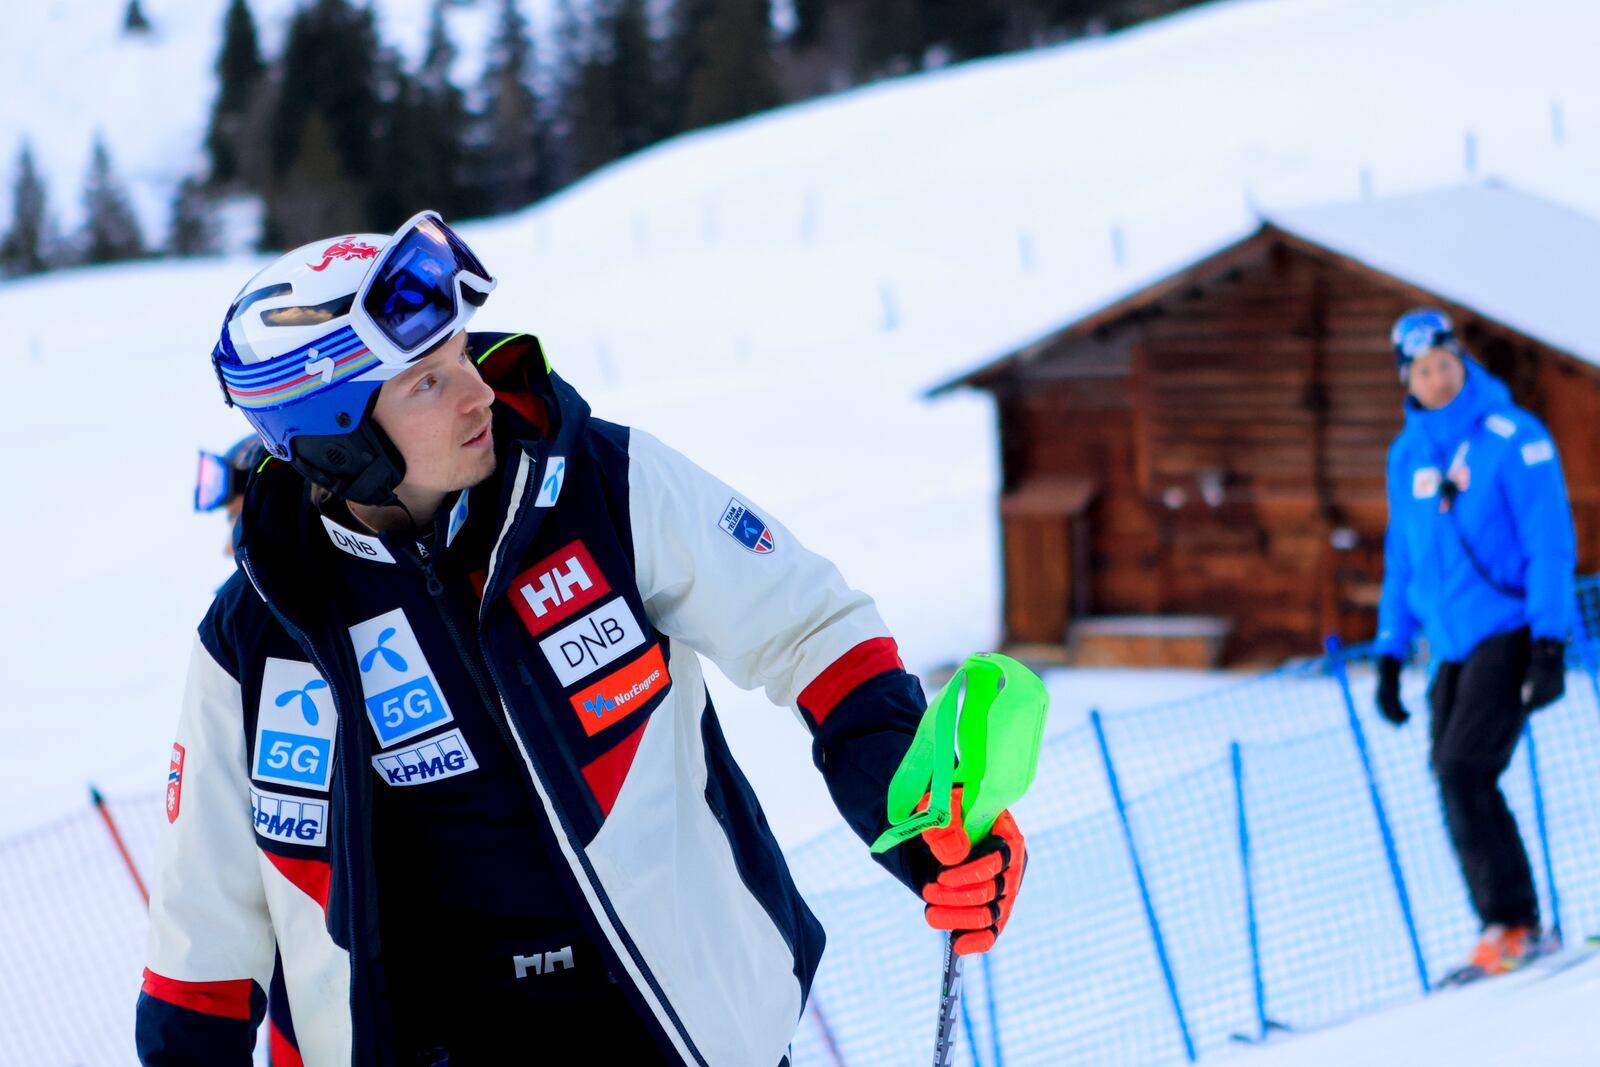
[6,0,1600,1063]
[1268,185,1600,368]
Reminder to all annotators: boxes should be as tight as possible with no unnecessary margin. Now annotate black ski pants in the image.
[1428,627,1539,930]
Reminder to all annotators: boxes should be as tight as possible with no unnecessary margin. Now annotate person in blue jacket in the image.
[1374,307,1574,980]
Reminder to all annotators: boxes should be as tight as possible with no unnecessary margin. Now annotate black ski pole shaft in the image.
[932,934,964,1066]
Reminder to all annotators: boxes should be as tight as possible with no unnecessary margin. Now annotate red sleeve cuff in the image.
[140,969,256,1020]
[798,637,904,728]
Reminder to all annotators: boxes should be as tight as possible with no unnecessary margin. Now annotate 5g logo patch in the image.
[349,608,454,748]
[253,658,339,791]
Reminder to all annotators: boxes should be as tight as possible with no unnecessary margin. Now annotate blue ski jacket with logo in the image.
[1376,360,1576,664]
[135,334,931,1066]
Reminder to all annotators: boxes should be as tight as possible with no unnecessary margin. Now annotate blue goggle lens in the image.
[195,451,235,512]
[361,218,491,354]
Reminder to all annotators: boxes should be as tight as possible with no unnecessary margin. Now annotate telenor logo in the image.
[253,658,339,792]
[568,645,670,737]
[509,541,610,635]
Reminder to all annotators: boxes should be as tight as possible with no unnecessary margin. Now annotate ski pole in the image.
[871,653,1050,1066]
[90,784,149,907]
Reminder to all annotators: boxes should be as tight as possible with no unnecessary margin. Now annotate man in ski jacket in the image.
[1374,308,1574,979]
[136,213,1027,1066]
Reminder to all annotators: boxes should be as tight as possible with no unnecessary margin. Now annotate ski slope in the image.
[5,0,1600,1063]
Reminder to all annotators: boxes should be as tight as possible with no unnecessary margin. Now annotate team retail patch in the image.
[568,645,670,737]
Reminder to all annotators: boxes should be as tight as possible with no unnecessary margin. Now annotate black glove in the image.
[1522,638,1566,713]
[1375,655,1408,726]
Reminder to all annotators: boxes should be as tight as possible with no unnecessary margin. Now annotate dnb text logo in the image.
[308,238,380,272]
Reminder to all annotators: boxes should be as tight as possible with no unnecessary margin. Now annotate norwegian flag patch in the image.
[166,743,186,823]
[718,498,776,554]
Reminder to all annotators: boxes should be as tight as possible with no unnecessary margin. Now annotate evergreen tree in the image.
[206,0,265,185]
[264,109,367,247]
[0,140,58,277]
[683,0,779,131]
[603,0,660,157]
[414,0,478,217]
[79,132,146,264]
[861,0,924,75]
[270,0,380,188]
[123,0,152,34]
[477,0,549,212]
[167,175,219,256]
[663,0,716,132]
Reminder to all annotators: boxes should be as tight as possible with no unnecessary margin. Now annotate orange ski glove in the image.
[915,787,1027,955]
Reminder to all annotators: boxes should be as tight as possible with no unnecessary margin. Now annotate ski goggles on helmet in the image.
[194,450,237,512]
[1391,308,1456,382]
[211,212,496,461]
[350,210,496,362]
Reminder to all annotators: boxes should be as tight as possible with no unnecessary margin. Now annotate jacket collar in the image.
[1402,360,1513,456]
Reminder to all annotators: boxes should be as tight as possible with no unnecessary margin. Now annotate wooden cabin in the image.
[933,185,1600,666]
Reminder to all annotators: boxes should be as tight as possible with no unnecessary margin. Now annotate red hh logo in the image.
[307,238,380,272]
[509,541,611,635]
[167,743,186,823]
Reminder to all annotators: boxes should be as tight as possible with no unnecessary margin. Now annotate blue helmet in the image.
[1391,307,1462,383]
[210,212,496,505]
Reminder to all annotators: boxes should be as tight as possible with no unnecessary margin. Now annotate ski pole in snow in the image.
[871,653,1049,1067]
[90,784,149,907]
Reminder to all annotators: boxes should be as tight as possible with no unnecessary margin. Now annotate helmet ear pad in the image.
[286,390,408,507]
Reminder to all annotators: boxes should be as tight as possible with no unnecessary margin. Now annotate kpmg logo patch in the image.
[166,743,185,823]
[568,645,670,736]
[372,728,480,787]
[509,541,611,635]
[253,659,338,791]
[349,609,454,748]
[250,788,328,847]
[718,498,776,554]
[538,599,646,686]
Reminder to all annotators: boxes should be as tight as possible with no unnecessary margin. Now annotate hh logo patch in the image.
[166,743,185,823]
[569,645,670,736]
[539,598,646,686]
[1412,467,1441,500]
[372,728,480,787]
[251,788,327,847]
[254,658,338,791]
[349,609,454,748]
[719,498,775,554]
[510,541,611,635]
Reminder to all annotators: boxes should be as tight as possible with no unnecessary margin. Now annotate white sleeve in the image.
[628,429,893,713]
[144,634,276,992]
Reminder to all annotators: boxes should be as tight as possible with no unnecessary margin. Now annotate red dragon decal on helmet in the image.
[307,238,380,272]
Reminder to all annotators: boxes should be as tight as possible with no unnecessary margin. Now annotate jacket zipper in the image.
[423,533,708,1065]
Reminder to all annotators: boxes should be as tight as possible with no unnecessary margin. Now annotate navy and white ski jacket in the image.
[1376,360,1576,663]
[136,333,929,1066]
